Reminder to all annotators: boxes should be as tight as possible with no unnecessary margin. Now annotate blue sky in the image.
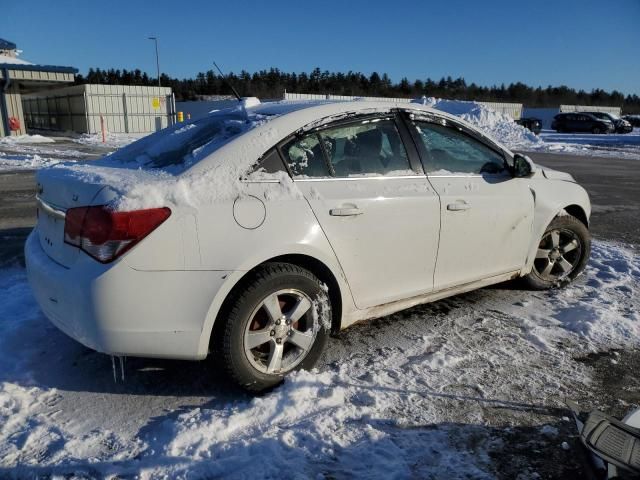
[2,0,638,94]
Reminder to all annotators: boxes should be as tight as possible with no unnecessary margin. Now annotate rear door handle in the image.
[447,202,471,211]
[330,207,363,216]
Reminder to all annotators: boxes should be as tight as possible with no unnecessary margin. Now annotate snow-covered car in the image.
[25,99,592,391]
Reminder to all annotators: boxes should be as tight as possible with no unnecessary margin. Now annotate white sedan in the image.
[26,99,591,391]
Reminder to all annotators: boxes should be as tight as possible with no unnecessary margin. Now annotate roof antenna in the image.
[213,61,242,102]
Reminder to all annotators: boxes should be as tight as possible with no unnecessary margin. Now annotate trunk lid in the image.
[35,168,116,267]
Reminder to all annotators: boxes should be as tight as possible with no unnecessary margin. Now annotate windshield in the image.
[93,109,258,174]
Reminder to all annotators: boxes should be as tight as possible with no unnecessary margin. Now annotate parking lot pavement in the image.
[0,170,35,267]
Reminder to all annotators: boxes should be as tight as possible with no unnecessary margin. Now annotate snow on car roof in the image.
[47,98,511,211]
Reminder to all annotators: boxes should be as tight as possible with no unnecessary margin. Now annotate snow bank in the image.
[414,98,640,159]
[420,97,544,150]
[0,152,66,171]
[536,129,640,160]
[0,134,55,145]
[0,241,638,477]
[71,132,146,149]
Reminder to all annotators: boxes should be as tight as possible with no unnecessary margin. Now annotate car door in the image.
[564,114,577,132]
[404,112,534,290]
[279,113,441,309]
[577,114,591,132]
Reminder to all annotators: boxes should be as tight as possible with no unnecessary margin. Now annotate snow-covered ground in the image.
[0,241,638,478]
[534,129,640,159]
[0,135,102,172]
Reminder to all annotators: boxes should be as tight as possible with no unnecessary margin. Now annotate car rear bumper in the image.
[25,230,231,360]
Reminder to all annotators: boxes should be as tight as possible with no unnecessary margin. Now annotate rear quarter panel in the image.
[193,181,356,357]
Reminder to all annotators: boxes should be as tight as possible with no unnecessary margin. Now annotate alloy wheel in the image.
[533,228,583,282]
[243,289,317,374]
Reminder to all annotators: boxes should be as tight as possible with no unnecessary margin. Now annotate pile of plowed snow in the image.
[0,134,55,145]
[420,97,544,150]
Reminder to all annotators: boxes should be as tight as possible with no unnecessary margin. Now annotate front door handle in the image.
[330,207,363,216]
[447,202,471,211]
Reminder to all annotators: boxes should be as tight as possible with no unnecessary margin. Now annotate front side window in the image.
[318,118,412,177]
[413,121,507,175]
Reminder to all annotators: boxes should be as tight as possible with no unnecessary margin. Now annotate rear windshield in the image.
[95,109,256,173]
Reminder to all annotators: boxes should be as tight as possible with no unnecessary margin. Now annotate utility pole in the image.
[148,36,161,87]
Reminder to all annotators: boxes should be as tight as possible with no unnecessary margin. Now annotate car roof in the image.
[187,99,508,176]
[248,99,461,123]
[559,112,597,119]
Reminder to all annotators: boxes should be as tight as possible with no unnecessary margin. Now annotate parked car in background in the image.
[26,99,592,392]
[552,113,614,134]
[582,112,633,134]
[622,115,640,128]
[515,117,542,135]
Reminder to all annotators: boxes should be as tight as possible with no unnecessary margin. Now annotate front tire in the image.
[523,215,591,290]
[592,127,602,134]
[215,263,331,392]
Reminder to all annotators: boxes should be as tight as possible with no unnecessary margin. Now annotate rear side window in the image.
[281,134,331,177]
[318,118,412,177]
[254,148,285,174]
[413,121,507,175]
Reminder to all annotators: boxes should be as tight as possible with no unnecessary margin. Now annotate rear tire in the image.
[214,263,331,392]
[523,215,591,290]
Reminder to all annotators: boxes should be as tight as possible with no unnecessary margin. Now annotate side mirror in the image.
[513,153,534,177]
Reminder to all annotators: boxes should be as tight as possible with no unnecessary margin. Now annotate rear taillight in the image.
[64,205,171,263]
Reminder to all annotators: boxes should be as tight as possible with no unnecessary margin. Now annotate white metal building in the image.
[23,84,176,134]
[0,38,76,137]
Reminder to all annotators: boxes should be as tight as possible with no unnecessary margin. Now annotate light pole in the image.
[148,36,160,87]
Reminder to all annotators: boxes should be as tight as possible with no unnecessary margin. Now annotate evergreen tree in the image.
[72,67,640,113]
